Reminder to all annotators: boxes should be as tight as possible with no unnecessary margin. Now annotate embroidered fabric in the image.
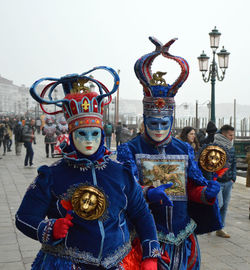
[157,219,197,246]
[141,239,161,259]
[64,150,112,172]
[135,153,188,202]
[41,241,132,268]
[38,219,56,244]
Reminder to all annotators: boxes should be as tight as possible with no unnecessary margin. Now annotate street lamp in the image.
[198,26,230,124]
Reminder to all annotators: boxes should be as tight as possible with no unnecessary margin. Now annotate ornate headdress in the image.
[30,66,119,133]
[134,37,189,116]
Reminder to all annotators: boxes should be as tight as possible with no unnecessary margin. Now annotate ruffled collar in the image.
[60,133,112,170]
[64,148,112,171]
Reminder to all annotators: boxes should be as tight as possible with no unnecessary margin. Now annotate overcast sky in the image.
[1,0,250,106]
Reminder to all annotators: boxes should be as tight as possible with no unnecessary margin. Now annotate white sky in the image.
[1,0,250,106]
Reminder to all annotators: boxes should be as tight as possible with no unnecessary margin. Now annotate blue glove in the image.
[205,181,220,200]
[147,183,173,206]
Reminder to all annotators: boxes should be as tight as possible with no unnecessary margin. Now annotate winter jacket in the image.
[214,133,236,183]
[0,123,7,141]
[22,124,36,143]
[14,123,23,143]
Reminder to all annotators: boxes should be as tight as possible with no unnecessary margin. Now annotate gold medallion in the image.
[71,186,106,220]
[199,145,227,172]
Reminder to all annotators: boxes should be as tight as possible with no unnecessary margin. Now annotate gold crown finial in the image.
[150,71,168,86]
[71,78,91,94]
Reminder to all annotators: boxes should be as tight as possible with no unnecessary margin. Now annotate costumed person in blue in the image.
[117,37,222,270]
[15,66,162,270]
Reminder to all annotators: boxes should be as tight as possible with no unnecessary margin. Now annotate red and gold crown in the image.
[30,66,119,133]
[63,92,104,132]
[135,37,189,116]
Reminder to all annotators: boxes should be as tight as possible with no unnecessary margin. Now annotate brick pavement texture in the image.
[0,134,249,269]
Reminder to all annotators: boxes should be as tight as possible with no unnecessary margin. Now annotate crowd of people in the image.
[0,115,69,167]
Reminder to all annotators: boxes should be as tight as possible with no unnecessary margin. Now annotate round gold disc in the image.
[199,145,227,172]
[71,186,106,220]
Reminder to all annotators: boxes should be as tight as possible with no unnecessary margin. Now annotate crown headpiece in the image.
[135,37,189,116]
[30,66,119,133]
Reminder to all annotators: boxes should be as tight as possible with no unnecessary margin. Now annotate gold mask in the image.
[71,186,106,220]
[199,145,227,172]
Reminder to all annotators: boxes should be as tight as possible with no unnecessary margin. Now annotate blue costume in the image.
[16,67,161,269]
[117,37,222,270]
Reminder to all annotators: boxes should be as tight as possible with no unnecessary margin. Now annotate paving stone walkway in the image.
[0,134,249,269]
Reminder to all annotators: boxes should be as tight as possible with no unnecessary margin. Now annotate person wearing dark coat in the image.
[200,121,217,146]
[22,119,36,168]
[13,120,23,156]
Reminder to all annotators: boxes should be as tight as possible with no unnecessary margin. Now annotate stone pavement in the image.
[0,134,250,270]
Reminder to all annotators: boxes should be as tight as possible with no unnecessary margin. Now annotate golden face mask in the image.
[71,186,106,220]
[199,145,227,172]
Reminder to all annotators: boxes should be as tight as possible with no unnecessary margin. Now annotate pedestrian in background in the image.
[22,119,36,168]
[115,121,122,149]
[35,117,42,134]
[104,121,113,149]
[177,126,200,153]
[196,129,205,146]
[13,120,23,156]
[4,117,13,152]
[42,116,57,158]
[0,121,8,156]
[200,121,218,147]
[214,124,236,238]
[120,124,131,144]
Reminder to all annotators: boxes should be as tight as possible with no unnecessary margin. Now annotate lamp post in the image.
[198,27,230,124]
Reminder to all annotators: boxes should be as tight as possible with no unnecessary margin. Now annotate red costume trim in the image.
[187,234,197,270]
[187,179,215,205]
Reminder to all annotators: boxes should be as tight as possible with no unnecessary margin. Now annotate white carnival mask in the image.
[145,115,173,142]
[72,127,101,156]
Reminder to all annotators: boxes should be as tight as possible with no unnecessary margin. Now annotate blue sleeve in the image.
[124,167,161,259]
[117,143,139,181]
[15,165,56,245]
[186,143,207,185]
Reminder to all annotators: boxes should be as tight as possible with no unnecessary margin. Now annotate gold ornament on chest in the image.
[71,186,107,220]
